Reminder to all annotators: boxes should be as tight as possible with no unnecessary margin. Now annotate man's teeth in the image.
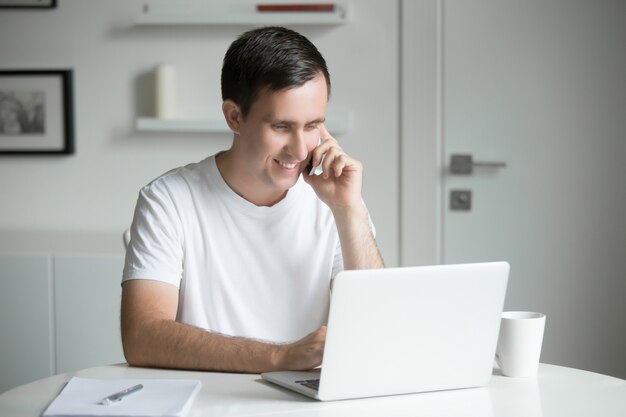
[278,161,297,169]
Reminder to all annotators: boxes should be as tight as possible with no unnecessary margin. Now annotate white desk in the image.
[1,364,624,417]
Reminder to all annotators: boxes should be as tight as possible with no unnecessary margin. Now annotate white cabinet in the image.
[53,256,125,374]
[0,254,125,393]
[0,255,53,394]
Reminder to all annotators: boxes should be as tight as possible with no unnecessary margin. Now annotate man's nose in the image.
[286,131,309,161]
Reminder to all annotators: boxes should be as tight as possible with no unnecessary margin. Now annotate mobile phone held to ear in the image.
[308,137,324,176]
[308,159,324,176]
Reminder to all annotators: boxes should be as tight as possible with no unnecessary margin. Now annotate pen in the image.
[99,383,143,405]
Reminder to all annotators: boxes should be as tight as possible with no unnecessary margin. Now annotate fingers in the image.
[310,124,335,166]
[310,137,334,168]
[309,125,353,179]
[304,124,364,209]
[302,326,327,353]
[321,147,348,178]
[286,326,326,370]
[302,326,326,368]
[319,123,330,139]
[311,325,327,340]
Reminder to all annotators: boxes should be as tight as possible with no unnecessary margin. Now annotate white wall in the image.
[0,0,399,263]
[0,0,400,392]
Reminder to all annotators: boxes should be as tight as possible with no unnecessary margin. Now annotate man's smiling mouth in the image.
[275,159,298,169]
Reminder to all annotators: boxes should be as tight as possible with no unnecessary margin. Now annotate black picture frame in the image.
[0,0,56,8]
[0,70,74,155]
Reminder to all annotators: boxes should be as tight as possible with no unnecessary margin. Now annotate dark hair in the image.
[221,26,331,117]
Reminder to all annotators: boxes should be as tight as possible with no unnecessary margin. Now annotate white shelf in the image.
[136,110,351,135]
[136,118,229,133]
[135,5,347,26]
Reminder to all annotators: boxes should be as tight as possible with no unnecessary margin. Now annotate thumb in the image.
[303,170,322,187]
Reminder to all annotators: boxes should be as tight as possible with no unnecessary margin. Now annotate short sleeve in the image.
[122,180,184,288]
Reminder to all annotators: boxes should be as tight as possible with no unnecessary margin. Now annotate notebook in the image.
[262,262,509,401]
[42,377,202,417]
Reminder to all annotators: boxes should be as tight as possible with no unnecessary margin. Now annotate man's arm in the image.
[304,124,384,270]
[121,279,326,373]
[332,204,384,270]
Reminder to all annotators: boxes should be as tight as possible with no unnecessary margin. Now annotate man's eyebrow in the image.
[262,115,286,124]
[262,116,326,125]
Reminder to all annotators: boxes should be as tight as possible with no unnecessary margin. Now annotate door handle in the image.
[450,153,507,174]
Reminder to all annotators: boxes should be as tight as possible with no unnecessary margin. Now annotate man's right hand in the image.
[276,326,327,371]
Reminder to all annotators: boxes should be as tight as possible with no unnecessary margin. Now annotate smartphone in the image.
[307,138,324,176]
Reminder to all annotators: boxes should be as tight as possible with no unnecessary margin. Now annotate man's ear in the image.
[222,100,242,134]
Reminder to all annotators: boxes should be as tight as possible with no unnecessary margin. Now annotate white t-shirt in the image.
[123,155,347,343]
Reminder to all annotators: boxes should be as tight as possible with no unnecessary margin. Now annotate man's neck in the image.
[215,150,287,207]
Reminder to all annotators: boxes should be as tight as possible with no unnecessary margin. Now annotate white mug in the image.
[496,311,546,377]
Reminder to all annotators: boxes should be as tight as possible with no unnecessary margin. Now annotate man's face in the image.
[236,73,328,199]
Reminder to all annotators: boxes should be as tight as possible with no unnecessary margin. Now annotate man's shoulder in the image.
[142,156,214,194]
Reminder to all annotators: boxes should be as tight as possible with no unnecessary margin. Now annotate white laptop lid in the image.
[315,262,509,400]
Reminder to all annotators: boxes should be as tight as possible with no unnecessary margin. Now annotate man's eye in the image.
[273,124,289,131]
[305,123,319,130]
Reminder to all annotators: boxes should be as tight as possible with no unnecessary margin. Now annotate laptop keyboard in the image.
[295,379,320,391]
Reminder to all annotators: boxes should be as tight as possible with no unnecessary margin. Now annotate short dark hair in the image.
[221,26,331,117]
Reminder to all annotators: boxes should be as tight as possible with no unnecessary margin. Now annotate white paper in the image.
[42,377,202,417]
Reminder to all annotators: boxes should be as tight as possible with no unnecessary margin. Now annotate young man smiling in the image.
[121,26,384,373]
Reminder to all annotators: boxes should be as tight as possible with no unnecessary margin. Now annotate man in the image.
[121,26,384,374]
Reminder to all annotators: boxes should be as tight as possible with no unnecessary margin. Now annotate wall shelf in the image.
[136,118,230,133]
[136,109,351,135]
[135,4,347,26]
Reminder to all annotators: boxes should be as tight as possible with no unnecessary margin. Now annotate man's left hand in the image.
[303,124,363,212]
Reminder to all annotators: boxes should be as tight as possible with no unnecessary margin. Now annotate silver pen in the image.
[99,383,143,405]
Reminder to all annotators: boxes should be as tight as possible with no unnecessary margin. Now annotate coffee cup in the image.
[496,311,546,377]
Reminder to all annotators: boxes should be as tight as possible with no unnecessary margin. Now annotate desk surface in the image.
[1,364,624,417]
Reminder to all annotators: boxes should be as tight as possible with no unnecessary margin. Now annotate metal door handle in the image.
[450,154,507,174]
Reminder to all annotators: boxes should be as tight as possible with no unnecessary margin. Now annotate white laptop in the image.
[261,262,509,401]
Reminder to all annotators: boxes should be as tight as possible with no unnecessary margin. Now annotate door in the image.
[442,0,626,377]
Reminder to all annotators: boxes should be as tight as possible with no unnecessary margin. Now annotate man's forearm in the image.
[333,204,384,270]
[123,318,284,373]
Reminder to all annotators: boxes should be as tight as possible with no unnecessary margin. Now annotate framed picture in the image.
[0,70,73,155]
[0,0,56,8]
